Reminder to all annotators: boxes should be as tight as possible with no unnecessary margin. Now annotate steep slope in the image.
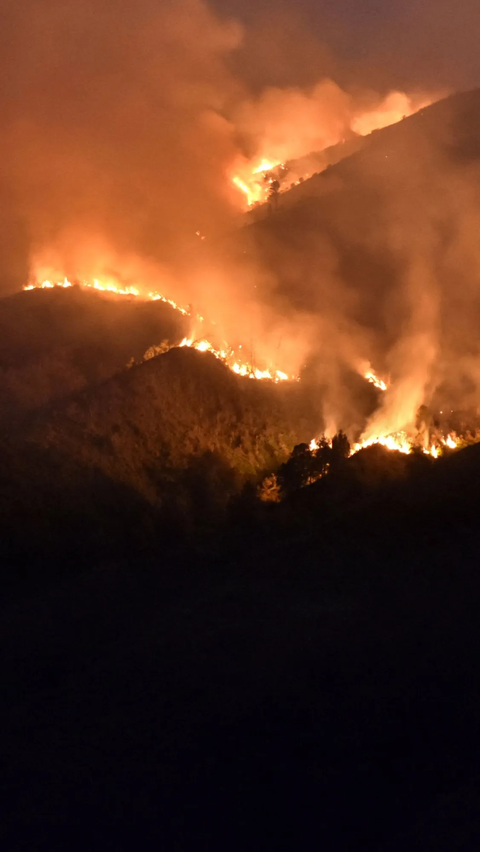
[28,346,312,493]
[214,89,480,418]
[222,89,480,308]
[254,88,480,214]
[0,346,317,568]
[0,285,187,425]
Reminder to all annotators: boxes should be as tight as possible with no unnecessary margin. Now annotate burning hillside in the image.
[8,60,480,478]
[222,90,480,461]
[21,277,477,469]
[5,7,480,850]
[230,89,437,209]
[24,278,296,383]
[0,0,458,460]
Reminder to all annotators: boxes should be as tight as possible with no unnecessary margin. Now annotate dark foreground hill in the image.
[2,437,480,849]
[0,285,325,576]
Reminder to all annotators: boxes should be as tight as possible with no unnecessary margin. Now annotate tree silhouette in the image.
[277,433,350,497]
[277,443,315,495]
[331,430,350,460]
[268,179,280,212]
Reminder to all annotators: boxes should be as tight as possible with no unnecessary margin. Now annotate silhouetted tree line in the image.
[274,431,350,498]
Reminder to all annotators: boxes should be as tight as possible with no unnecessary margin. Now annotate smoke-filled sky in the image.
[1,0,476,291]
[3,0,480,440]
[215,0,480,92]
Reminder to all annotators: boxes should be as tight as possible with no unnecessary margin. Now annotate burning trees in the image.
[268,179,280,213]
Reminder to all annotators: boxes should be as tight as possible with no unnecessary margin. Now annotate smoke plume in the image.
[2,0,479,440]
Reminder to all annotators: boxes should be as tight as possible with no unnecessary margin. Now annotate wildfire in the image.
[25,277,140,298]
[364,370,388,392]
[307,430,462,461]
[231,159,282,207]
[23,282,464,449]
[351,431,461,458]
[443,434,457,449]
[232,176,258,207]
[23,278,295,383]
[231,90,437,209]
[352,432,411,455]
[178,337,292,382]
[252,159,281,175]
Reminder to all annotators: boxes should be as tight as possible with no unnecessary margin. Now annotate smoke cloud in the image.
[0,0,244,287]
[2,0,480,441]
[232,92,480,439]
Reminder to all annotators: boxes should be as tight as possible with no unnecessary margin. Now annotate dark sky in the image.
[213,0,480,93]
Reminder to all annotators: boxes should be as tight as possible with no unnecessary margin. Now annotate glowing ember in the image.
[24,278,294,384]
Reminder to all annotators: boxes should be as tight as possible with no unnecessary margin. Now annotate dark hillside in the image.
[0,286,187,424]
[256,88,480,215]
[25,345,313,494]
[0,345,316,574]
[2,441,480,849]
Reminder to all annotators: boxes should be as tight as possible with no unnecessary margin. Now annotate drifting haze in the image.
[230,93,480,440]
[3,0,480,441]
[0,0,437,275]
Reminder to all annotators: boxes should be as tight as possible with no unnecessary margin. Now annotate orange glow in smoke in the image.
[24,277,295,383]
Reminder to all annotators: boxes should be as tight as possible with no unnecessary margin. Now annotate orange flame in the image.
[23,278,295,383]
[231,90,437,209]
[364,370,388,392]
[307,430,461,461]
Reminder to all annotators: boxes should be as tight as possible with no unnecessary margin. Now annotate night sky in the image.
[213,0,480,91]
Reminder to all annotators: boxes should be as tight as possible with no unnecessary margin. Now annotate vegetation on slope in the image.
[0,286,187,425]
[0,340,318,573]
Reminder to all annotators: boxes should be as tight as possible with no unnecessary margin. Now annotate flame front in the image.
[352,432,410,455]
[23,283,466,453]
[306,430,462,461]
[351,431,461,457]
[24,278,295,383]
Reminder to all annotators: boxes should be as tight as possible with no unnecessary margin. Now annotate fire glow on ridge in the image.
[23,278,295,383]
